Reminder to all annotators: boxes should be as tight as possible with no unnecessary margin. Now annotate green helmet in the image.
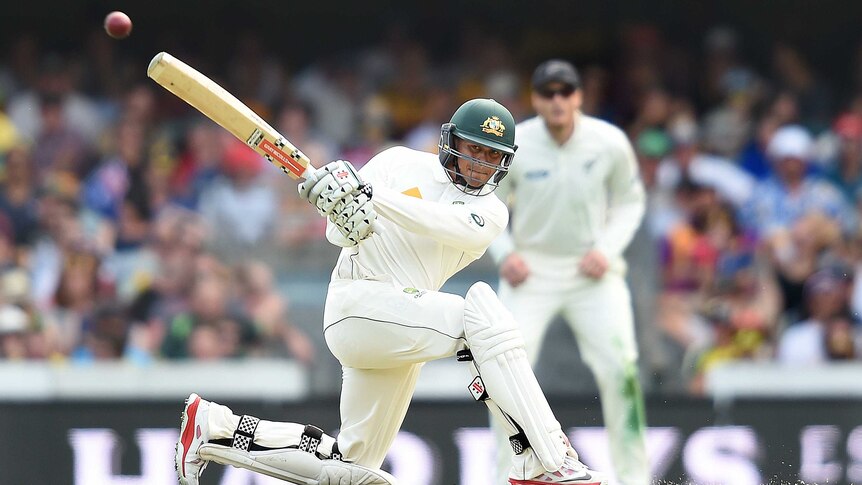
[438,98,517,195]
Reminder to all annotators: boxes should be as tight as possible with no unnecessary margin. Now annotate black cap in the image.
[531,59,580,90]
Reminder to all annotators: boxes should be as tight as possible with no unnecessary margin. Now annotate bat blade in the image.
[147,51,311,179]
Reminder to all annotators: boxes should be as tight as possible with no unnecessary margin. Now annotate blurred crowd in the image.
[1,24,861,394]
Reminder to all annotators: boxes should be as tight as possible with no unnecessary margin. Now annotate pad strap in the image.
[330,441,344,462]
[509,430,530,455]
[456,349,474,362]
[299,424,324,455]
[232,415,260,452]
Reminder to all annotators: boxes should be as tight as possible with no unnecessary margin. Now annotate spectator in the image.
[169,120,222,210]
[101,193,159,304]
[198,138,277,262]
[275,101,337,166]
[81,118,149,223]
[771,44,833,132]
[271,102,337,250]
[124,209,208,360]
[687,207,780,390]
[738,114,783,180]
[764,212,843,322]
[744,125,851,238]
[29,193,89,310]
[0,145,39,247]
[160,273,257,359]
[7,54,106,145]
[0,304,31,359]
[701,67,761,159]
[40,248,105,358]
[234,260,315,364]
[823,113,862,204]
[31,92,92,181]
[187,319,237,360]
[777,269,854,364]
[657,115,755,208]
[71,304,129,362]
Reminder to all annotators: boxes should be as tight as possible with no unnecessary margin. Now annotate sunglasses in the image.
[536,85,576,99]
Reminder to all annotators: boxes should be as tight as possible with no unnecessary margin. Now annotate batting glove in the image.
[330,189,377,245]
[298,160,365,216]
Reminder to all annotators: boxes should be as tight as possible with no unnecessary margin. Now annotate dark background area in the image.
[3,0,862,106]
[1,398,859,484]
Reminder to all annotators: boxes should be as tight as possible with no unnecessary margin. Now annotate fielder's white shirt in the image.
[327,146,508,291]
[489,114,645,265]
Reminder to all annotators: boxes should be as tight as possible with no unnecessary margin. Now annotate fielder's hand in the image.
[330,189,377,245]
[298,160,365,216]
[578,249,608,279]
[500,252,530,287]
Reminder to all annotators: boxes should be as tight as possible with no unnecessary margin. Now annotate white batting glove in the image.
[330,190,377,245]
[297,160,364,216]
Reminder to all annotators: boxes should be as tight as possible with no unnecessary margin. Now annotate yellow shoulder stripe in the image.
[402,187,423,199]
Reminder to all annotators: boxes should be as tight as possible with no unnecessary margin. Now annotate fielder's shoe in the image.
[176,393,211,485]
[508,455,608,485]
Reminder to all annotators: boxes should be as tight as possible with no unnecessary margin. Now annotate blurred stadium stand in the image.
[2,1,862,483]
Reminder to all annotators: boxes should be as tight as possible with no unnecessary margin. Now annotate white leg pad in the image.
[463,282,569,473]
[198,444,397,485]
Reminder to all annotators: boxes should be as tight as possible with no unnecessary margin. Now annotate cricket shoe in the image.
[176,393,211,485]
[508,455,608,485]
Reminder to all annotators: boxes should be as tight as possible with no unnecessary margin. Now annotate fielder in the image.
[489,61,650,485]
[175,99,608,485]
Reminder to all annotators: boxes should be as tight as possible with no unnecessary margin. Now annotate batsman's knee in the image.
[463,282,525,364]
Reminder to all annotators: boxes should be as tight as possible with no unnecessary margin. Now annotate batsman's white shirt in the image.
[327,146,508,290]
[320,146,509,468]
[489,114,650,485]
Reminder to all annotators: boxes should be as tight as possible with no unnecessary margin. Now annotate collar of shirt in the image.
[539,110,582,148]
[431,159,451,184]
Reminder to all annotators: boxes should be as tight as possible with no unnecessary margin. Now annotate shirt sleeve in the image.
[488,171,516,264]
[594,132,646,259]
[372,187,508,256]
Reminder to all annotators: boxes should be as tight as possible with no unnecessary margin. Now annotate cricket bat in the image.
[146,51,312,179]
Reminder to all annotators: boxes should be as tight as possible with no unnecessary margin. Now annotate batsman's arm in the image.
[147,51,312,180]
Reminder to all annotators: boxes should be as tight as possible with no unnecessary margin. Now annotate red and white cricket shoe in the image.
[176,393,211,485]
[508,455,609,485]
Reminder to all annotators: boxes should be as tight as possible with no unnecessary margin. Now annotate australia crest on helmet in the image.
[481,116,506,137]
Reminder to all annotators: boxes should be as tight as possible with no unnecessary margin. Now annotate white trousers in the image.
[322,278,540,475]
[495,252,649,485]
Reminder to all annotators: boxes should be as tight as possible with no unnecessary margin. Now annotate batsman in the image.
[175,99,609,485]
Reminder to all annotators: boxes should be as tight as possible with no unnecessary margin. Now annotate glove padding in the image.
[297,160,364,216]
[329,190,377,245]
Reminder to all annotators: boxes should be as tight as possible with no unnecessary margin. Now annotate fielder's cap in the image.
[531,59,580,90]
[767,125,813,161]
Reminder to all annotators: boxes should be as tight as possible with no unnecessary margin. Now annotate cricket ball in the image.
[104,11,132,39]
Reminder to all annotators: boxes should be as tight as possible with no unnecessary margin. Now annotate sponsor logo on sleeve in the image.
[525,169,550,180]
[402,287,426,298]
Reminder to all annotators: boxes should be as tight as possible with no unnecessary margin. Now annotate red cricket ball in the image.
[104,11,132,39]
